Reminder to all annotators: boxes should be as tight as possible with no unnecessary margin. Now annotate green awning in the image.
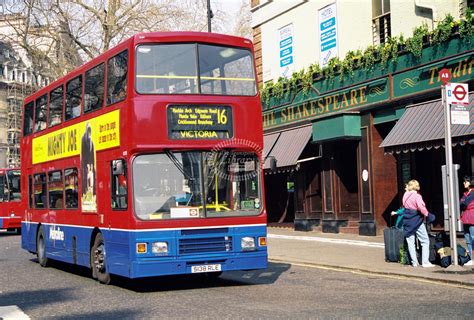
[312,114,361,142]
[373,108,406,125]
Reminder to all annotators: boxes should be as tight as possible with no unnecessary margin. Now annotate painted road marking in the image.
[268,234,385,248]
[0,306,30,320]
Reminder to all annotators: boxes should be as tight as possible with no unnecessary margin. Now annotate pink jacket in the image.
[460,190,474,225]
[403,191,428,216]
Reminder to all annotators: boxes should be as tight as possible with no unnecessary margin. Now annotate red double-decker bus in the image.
[0,168,21,233]
[21,32,267,283]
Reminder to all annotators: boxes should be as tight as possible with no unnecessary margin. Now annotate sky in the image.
[219,0,243,13]
[214,0,249,36]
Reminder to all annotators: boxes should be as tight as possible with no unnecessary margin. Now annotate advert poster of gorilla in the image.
[81,122,97,212]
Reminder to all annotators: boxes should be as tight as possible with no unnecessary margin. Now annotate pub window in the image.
[48,171,64,209]
[28,175,33,208]
[64,168,78,209]
[49,85,64,127]
[65,75,82,121]
[23,101,34,136]
[107,50,128,105]
[33,173,47,209]
[372,0,391,45]
[84,63,105,113]
[34,94,47,132]
[111,159,127,209]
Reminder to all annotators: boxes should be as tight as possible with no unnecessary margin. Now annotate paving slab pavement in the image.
[267,227,474,289]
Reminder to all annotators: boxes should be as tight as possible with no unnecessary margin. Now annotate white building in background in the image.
[252,0,473,234]
[251,0,470,84]
[0,13,51,167]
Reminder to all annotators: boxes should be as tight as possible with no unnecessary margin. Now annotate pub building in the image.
[262,37,473,235]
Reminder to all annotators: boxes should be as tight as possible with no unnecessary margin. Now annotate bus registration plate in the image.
[191,264,221,273]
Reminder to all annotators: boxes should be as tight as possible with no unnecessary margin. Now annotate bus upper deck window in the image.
[34,94,47,132]
[23,101,34,136]
[49,85,64,127]
[136,44,197,95]
[107,50,128,105]
[65,75,82,121]
[85,63,105,113]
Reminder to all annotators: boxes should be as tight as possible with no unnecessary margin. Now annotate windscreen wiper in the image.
[164,150,195,182]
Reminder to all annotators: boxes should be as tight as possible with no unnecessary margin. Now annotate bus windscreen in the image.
[133,151,261,220]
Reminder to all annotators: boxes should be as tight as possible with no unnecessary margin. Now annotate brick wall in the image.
[253,27,262,86]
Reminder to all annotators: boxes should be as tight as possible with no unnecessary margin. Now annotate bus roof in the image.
[24,31,254,103]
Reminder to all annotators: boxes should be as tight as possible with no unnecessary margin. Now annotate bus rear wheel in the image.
[91,233,111,284]
[37,227,49,267]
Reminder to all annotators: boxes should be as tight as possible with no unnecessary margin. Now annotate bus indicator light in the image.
[259,237,267,247]
[136,243,147,254]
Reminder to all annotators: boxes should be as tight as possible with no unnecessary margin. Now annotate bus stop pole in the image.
[442,84,459,266]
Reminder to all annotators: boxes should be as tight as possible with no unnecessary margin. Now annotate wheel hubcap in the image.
[94,243,106,272]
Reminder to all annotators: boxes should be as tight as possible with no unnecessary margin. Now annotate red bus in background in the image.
[0,168,21,233]
[21,32,267,283]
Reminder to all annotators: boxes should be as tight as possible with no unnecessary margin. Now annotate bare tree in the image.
[0,0,227,79]
[230,0,252,39]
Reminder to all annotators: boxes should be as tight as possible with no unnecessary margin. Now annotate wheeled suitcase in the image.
[384,227,405,262]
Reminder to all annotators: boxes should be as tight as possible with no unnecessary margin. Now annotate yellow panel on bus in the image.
[32,110,120,165]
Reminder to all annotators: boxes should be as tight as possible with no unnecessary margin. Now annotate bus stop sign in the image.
[446,82,469,105]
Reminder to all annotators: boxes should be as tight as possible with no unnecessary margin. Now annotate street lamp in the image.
[207,0,214,32]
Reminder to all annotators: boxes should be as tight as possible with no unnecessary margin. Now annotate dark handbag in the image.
[457,245,471,266]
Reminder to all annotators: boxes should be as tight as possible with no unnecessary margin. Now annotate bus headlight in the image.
[241,237,256,251]
[152,242,168,254]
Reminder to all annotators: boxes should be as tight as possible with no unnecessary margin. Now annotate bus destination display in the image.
[167,105,233,139]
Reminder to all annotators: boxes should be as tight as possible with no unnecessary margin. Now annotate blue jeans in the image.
[464,224,474,259]
[406,223,430,266]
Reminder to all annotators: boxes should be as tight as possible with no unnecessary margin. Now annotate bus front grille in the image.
[179,236,233,255]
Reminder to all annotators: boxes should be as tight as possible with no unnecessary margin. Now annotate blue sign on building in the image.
[319,3,338,67]
[279,24,294,78]
[280,47,293,58]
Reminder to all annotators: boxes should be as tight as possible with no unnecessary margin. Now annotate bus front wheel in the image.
[37,227,49,267]
[91,233,111,284]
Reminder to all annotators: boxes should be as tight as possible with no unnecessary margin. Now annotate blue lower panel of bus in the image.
[21,222,94,267]
[21,222,267,279]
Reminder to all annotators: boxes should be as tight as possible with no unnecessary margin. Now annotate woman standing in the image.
[460,176,474,266]
[402,180,434,268]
